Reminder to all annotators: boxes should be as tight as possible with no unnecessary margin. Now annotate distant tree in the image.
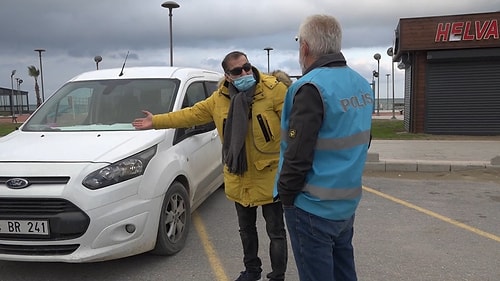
[27,65,42,107]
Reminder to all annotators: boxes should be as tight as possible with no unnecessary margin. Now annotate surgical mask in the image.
[232,74,256,92]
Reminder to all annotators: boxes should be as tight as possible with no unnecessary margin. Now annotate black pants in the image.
[235,201,288,280]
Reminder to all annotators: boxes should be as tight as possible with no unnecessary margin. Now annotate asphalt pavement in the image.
[368,112,500,172]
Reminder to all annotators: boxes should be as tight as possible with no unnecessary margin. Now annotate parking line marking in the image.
[363,186,500,243]
[192,211,229,281]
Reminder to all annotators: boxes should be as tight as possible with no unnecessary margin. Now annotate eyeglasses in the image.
[227,62,252,76]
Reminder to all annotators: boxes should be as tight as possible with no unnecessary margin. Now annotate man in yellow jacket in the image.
[133,51,288,281]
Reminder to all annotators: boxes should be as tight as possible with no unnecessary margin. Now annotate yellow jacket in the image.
[152,69,287,206]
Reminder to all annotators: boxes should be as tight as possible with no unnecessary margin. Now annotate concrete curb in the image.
[365,153,500,172]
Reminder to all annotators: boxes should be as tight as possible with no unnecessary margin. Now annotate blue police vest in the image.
[278,66,374,220]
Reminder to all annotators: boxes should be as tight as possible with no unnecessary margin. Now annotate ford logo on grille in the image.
[6,178,30,189]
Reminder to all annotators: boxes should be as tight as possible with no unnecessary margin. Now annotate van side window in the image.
[182,82,206,108]
[205,81,218,96]
[174,81,216,144]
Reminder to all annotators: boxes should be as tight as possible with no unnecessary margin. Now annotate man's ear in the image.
[224,73,233,83]
[301,41,309,57]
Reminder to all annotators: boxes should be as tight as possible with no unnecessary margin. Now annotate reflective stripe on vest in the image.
[316,130,371,150]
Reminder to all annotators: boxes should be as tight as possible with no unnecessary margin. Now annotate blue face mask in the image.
[232,74,256,92]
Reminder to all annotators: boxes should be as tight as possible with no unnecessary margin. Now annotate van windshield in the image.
[23,79,179,132]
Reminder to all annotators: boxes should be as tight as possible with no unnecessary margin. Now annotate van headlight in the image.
[83,145,157,190]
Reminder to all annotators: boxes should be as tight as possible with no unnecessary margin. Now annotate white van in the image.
[0,66,224,262]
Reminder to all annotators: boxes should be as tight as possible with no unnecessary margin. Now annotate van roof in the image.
[68,66,223,82]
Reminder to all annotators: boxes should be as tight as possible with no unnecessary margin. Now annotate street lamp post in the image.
[387,47,396,119]
[94,55,102,70]
[373,53,381,115]
[10,70,16,118]
[263,47,273,73]
[34,49,46,102]
[16,78,23,114]
[386,73,390,111]
[161,1,180,67]
[371,70,378,114]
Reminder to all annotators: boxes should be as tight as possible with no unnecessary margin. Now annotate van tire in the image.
[151,181,190,255]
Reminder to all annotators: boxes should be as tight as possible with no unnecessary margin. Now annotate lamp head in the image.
[162,1,180,9]
[11,70,16,77]
[373,53,381,61]
[387,47,393,56]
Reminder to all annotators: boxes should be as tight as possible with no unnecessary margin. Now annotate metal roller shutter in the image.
[403,65,412,132]
[426,50,500,135]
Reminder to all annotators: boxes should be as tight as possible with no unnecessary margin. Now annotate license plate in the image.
[0,220,50,236]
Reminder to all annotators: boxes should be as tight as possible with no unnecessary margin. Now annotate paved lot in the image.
[356,175,500,281]
[1,175,499,281]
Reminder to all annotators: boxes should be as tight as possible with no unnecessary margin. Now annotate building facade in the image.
[0,87,30,116]
[393,11,500,135]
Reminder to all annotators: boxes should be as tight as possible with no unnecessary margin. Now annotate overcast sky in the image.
[1,0,499,105]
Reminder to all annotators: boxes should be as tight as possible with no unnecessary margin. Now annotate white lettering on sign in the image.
[434,19,499,42]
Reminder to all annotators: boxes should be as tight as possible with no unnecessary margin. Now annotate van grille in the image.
[0,176,70,185]
[0,243,79,256]
[0,198,79,214]
[0,198,90,241]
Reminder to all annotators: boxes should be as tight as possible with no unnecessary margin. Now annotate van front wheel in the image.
[151,181,190,255]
